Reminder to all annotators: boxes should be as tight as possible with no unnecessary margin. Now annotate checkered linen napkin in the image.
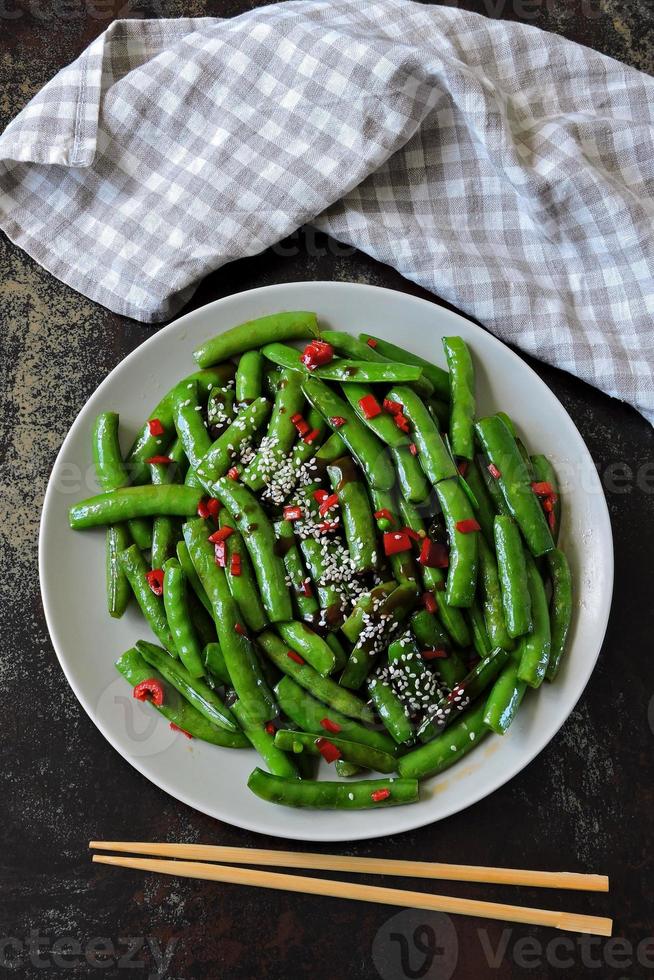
[1,1,653,422]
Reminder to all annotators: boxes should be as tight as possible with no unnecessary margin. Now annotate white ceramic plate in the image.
[40,282,613,842]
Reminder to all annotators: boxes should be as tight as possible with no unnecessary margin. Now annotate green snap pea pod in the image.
[194,311,319,368]
[92,411,149,612]
[531,454,561,544]
[162,559,205,677]
[172,380,213,471]
[386,386,457,484]
[274,729,397,774]
[368,675,413,745]
[187,590,217,647]
[262,343,422,384]
[369,489,418,585]
[433,476,479,608]
[232,701,299,779]
[342,383,408,449]
[314,431,347,466]
[417,647,509,741]
[194,398,271,492]
[475,416,554,557]
[176,540,211,614]
[214,478,292,623]
[126,367,235,485]
[117,545,175,653]
[149,438,186,570]
[545,548,572,681]
[242,370,304,491]
[398,699,488,781]
[257,630,371,722]
[248,767,418,809]
[428,398,450,430]
[340,581,397,644]
[106,526,131,618]
[204,641,230,685]
[516,438,534,479]
[409,610,467,689]
[493,516,532,638]
[359,334,450,402]
[298,536,346,629]
[69,485,204,529]
[327,456,379,573]
[325,632,348,672]
[391,445,431,504]
[321,330,434,399]
[184,466,204,488]
[136,640,237,732]
[302,377,395,491]
[483,652,527,735]
[275,675,396,754]
[477,453,511,517]
[274,520,320,622]
[496,412,515,436]
[275,621,336,677]
[286,408,326,486]
[399,499,471,648]
[334,760,363,777]
[442,337,475,461]
[115,647,248,747]
[463,458,497,547]
[220,510,268,633]
[182,519,276,721]
[207,386,236,431]
[340,583,420,690]
[387,635,436,714]
[517,555,551,688]
[467,599,492,659]
[478,536,514,651]
[235,350,264,403]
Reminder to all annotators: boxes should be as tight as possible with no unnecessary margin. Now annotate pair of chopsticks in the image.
[90,842,612,936]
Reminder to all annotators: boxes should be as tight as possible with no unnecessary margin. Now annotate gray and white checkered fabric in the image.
[1,0,653,421]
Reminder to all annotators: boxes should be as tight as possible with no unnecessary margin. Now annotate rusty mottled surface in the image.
[1,2,654,978]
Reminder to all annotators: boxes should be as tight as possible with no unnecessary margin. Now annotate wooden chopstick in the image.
[89,841,608,892]
[91,854,612,936]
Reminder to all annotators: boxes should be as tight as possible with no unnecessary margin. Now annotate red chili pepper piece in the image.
[227,466,240,481]
[145,455,173,465]
[401,526,421,542]
[542,497,554,513]
[374,507,394,524]
[320,717,341,734]
[548,510,556,531]
[531,481,555,497]
[330,416,347,428]
[133,678,165,706]
[313,489,328,503]
[147,418,165,437]
[422,592,438,614]
[421,648,448,660]
[229,553,241,577]
[287,650,305,665]
[409,442,418,456]
[300,340,334,370]
[145,568,164,596]
[169,722,192,738]
[419,539,449,568]
[264,721,276,736]
[207,497,221,518]
[299,579,313,598]
[303,428,320,444]
[318,493,339,517]
[457,460,468,476]
[366,337,378,348]
[315,737,342,764]
[197,499,211,519]
[208,526,233,544]
[234,623,248,637]
[358,394,382,419]
[455,518,481,534]
[214,542,227,567]
[383,531,412,556]
[487,463,501,479]
[371,788,390,802]
[383,398,403,415]
[283,505,303,521]
[291,412,310,436]
[393,412,410,433]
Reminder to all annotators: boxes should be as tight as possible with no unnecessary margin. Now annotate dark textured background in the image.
[2,2,653,978]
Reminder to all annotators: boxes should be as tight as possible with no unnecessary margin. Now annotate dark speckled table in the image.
[2,3,654,978]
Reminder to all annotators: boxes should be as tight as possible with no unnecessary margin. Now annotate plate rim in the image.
[39,280,614,841]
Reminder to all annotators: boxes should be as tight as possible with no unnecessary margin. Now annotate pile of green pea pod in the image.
[69,311,572,811]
